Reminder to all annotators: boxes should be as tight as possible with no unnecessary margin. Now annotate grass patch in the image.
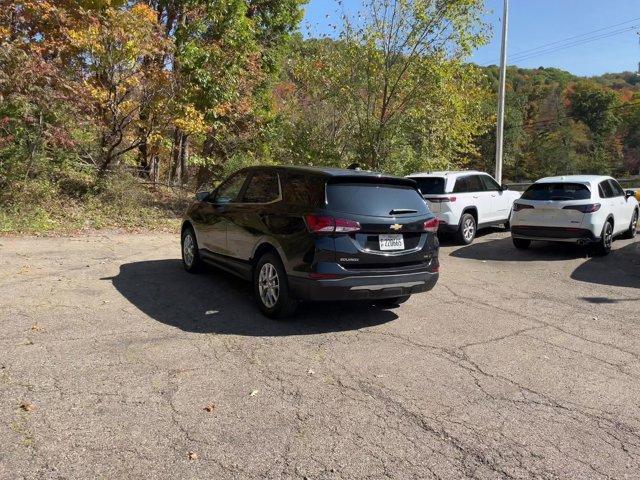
[0,172,190,235]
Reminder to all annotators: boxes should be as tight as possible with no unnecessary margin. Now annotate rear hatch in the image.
[410,176,446,214]
[514,182,592,228]
[323,178,438,270]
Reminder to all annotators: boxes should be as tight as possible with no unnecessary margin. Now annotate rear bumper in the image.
[438,223,459,234]
[511,226,598,243]
[289,270,439,301]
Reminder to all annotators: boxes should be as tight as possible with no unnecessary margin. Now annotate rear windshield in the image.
[412,177,445,195]
[521,183,591,201]
[326,183,428,217]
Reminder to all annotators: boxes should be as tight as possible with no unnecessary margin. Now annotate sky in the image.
[301,0,640,77]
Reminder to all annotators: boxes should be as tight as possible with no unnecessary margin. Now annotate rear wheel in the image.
[623,210,638,239]
[512,238,531,250]
[181,226,204,273]
[254,252,298,319]
[456,213,476,245]
[595,220,614,256]
[374,295,410,308]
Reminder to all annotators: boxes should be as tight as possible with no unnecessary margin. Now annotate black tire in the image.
[374,295,411,308]
[594,220,614,256]
[254,252,298,319]
[622,209,638,239]
[512,238,531,250]
[456,213,476,245]
[181,226,204,273]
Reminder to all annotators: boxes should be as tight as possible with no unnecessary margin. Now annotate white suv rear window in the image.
[521,183,591,201]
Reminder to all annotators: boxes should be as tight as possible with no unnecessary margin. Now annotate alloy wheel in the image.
[183,233,195,267]
[258,263,280,308]
[604,222,613,249]
[463,218,475,242]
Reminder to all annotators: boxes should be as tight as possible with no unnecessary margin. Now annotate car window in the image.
[608,179,625,197]
[453,176,470,193]
[480,175,501,191]
[598,181,613,199]
[241,171,280,203]
[468,175,486,192]
[281,174,326,207]
[214,172,248,204]
[326,183,428,217]
[522,182,591,201]
[412,177,445,195]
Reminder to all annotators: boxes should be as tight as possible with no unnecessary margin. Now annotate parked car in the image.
[510,175,639,255]
[181,166,440,318]
[407,171,521,245]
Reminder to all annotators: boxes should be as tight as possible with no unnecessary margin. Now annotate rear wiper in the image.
[389,208,418,215]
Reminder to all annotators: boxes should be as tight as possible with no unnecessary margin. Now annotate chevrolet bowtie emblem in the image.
[390,224,403,231]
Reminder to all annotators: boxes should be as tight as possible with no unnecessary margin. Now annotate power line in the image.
[508,26,638,64]
[478,17,640,66]
[507,17,640,58]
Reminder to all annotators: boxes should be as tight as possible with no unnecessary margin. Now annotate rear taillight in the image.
[335,218,361,232]
[513,202,534,212]
[305,214,361,233]
[423,217,439,233]
[563,203,601,213]
[425,196,456,203]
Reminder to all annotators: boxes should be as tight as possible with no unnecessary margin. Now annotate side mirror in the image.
[195,191,210,202]
[625,190,636,199]
[501,184,509,191]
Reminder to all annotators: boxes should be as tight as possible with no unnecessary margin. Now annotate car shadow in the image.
[571,241,640,289]
[104,260,398,336]
[449,236,591,262]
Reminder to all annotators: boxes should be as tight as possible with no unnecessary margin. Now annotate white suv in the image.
[407,171,521,244]
[511,175,639,255]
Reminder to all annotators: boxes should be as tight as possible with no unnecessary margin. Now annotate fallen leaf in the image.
[250,389,259,397]
[307,369,315,375]
[187,451,198,460]
[203,404,215,412]
[20,402,35,412]
[30,324,42,332]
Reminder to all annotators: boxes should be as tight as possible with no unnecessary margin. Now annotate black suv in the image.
[181,166,440,317]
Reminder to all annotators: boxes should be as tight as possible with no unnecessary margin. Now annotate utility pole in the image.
[495,0,509,184]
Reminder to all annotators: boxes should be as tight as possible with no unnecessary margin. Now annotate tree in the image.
[276,0,491,175]
[68,4,171,171]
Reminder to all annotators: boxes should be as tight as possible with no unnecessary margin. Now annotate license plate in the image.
[379,234,404,251]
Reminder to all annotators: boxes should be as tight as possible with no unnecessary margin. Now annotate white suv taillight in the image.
[562,203,601,213]
[425,196,456,203]
[513,202,534,212]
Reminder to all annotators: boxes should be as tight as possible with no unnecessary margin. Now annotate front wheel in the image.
[512,238,531,250]
[623,210,638,239]
[254,252,298,319]
[181,227,204,273]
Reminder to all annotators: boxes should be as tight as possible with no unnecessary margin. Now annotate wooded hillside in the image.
[1,0,638,233]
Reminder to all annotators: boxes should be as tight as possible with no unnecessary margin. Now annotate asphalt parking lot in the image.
[1,230,639,479]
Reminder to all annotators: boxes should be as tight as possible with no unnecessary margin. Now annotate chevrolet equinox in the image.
[181,166,440,318]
